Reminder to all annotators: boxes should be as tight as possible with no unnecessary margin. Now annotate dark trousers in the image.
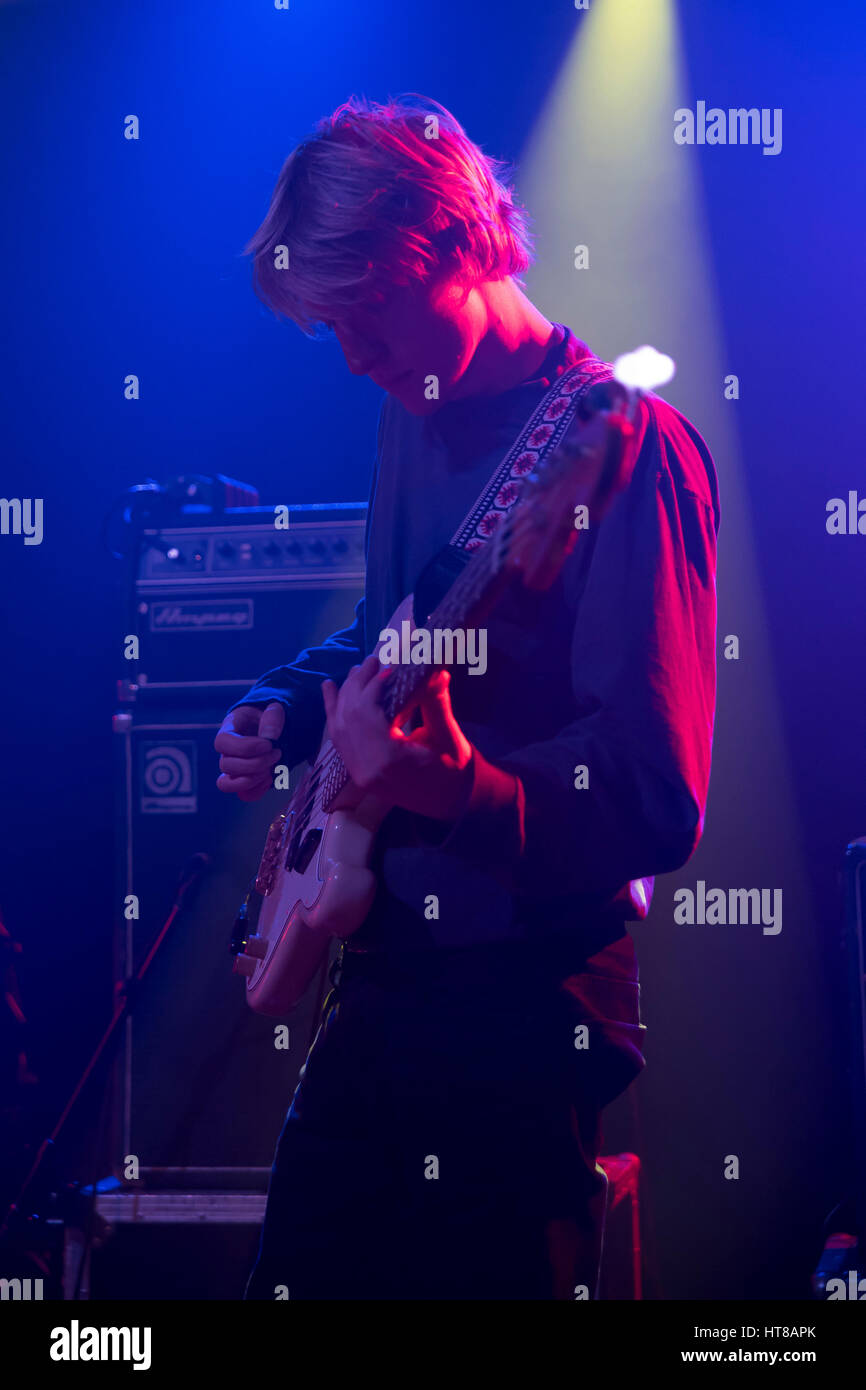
[245,943,612,1301]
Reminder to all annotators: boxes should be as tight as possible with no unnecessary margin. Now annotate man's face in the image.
[322,272,484,416]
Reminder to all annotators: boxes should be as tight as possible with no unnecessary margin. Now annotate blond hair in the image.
[245,94,533,334]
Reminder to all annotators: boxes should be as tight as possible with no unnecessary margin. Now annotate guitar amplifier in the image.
[131,502,367,691]
[110,502,365,1184]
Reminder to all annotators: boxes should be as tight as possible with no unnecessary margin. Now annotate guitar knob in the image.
[233,955,256,978]
[244,934,268,959]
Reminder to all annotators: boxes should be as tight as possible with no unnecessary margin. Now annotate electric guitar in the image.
[231,369,645,1014]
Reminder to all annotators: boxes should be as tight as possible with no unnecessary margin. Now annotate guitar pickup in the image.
[288,827,322,875]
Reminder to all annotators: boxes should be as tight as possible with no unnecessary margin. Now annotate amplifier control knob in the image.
[244,934,268,959]
[233,955,256,978]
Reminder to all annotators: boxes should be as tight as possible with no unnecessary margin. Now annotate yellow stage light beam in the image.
[518,0,811,951]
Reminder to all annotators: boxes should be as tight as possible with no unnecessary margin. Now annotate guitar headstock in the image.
[503,347,674,591]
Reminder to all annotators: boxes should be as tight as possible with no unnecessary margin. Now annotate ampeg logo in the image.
[141,742,197,814]
[149,599,253,632]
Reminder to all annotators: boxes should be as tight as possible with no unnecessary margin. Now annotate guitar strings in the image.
[284,535,501,831]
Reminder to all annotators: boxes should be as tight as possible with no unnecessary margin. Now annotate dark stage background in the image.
[0,0,863,1299]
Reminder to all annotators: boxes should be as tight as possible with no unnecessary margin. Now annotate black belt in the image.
[330,932,606,994]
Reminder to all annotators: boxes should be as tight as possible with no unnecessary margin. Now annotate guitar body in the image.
[243,787,379,1016]
[237,597,414,1015]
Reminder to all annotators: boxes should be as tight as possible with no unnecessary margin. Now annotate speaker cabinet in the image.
[111,515,363,1182]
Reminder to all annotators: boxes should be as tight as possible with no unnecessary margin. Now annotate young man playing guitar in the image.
[215,95,719,1300]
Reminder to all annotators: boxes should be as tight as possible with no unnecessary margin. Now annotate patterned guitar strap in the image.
[411,351,614,626]
[448,351,614,554]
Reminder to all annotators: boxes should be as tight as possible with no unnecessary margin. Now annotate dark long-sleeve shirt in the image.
[232,323,718,931]
[229,326,719,1085]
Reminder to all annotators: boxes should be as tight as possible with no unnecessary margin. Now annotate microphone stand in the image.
[0,853,211,1240]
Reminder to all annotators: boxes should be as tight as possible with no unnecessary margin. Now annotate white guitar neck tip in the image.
[613,345,676,392]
